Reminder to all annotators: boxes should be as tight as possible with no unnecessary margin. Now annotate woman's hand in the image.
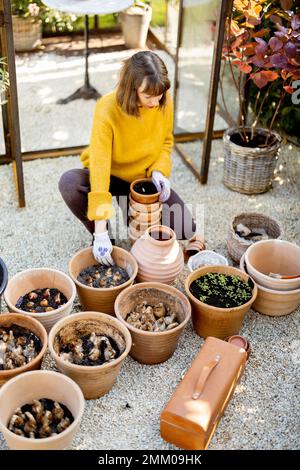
[93,220,114,265]
[152,171,171,202]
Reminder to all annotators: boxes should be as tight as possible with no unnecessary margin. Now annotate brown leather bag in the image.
[160,336,247,450]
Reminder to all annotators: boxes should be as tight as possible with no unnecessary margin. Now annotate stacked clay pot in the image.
[130,225,184,284]
[128,178,162,243]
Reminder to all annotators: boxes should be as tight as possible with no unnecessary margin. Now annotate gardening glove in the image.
[93,231,114,266]
[151,170,171,202]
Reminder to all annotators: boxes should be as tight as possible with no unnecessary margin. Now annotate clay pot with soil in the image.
[4,268,76,332]
[69,247,138,315]
[185,265,257,338]
[0,313,47,386]
[48,311,132,399]
[130,225,184,283]
[115,282,191,364]
[0,370,84,449]
[130,178,160,204]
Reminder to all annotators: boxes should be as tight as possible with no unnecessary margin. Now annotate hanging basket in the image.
[12,16,42,52]
[223,127,282,195]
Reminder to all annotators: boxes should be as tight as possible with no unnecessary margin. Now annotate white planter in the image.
[119,5,152,49]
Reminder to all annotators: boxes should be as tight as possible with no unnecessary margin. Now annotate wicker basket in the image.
[227,212,283,263]
[223,127,282,194]
[12,16,42,52]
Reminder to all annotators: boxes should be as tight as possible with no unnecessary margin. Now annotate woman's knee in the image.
[58,169,87,202]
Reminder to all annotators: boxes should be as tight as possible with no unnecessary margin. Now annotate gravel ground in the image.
[0,139,299,450]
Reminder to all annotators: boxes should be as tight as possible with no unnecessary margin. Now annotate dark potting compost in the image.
[77,264,129,288]
[190,273,253,308]
[15,288,67,313]
[126,301,179,332]
[8,399,74,439]
[54,320,123,366]
[0,325,41,370]
[133,181,158,195]
[230,130,277,148]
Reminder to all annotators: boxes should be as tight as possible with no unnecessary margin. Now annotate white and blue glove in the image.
[152,171,171,202]
[93,231,114,266]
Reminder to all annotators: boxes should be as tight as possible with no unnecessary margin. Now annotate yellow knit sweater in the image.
[80,90,174,221]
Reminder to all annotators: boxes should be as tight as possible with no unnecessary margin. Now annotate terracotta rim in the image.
[4,268,76,318]
[143,225,176,246]
[244,239,300,284]
[0,313,47,379]
[0,370,84,444]
[240,253,300,295]
[129,194,161,212]
[130,178,160,201]
[69,246,138,292]
[185,265,258,312]
[48,311,132,371]
[114,282,191,337]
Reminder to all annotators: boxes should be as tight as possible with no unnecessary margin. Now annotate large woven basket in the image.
[227,212,283,263]
[12,16,42,52]
[223,127,282,194]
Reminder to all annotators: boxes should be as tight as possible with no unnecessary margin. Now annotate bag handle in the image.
[192,354,221,400]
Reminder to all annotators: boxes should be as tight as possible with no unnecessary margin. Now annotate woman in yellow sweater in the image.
[59,51,196,264]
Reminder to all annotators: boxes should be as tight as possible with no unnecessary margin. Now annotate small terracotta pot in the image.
[69,246,138,315]
[129,217,158,232]
[4,268,76,332]
[129,206,162,224]
[0,313,47,387]
[129,194,161,213]
[130,225,184,283]
[115,282,191,364]
[244,239,300,291]
[185,265,257,339]
[48,311,132,399]
[0,370,84,450]
[130,178,160,204]
[240,253,300,316]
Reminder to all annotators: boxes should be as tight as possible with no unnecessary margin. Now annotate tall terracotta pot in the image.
[48,311,132,400]
[0,370,84,450]
[185,265,257,339]
[130,225,184,283]
[69,246,138,315]
[0,313,47,387]
[114,282,191,364]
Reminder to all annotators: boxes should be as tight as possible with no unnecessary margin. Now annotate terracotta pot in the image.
[130,225,184,283]
[240,253,300,316]
[245,239,300,291]
[129,194,161,213]
[129,216,159,232]
[0,313,47,387]
[69,246,138,315]
[4,268,76,332]
[129,206,162,223]
[48,311,132,399]
[115,282,191,364]
[130,178,160,204]
[185,265,257,338]
[0,370,84,449]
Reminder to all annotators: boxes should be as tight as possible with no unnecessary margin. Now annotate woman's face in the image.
[137,79,163,109]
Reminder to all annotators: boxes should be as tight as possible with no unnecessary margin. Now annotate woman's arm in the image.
[146,95,174,178]
[87,101,115,221]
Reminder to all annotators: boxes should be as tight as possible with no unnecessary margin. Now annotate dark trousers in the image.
[58,168,196,240]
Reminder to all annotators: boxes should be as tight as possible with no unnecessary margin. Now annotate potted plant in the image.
[0,370,84,450]
[119,0,152,49]
[0,58,9,106]
[48,311,132,399]
[11,1,46,52]
[221,0,300,194]
[114,281,191,364]
[0,313,47,386]
[185,265,257,338]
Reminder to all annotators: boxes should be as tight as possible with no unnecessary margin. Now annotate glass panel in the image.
[151,0,178,56]
[174,0,239,134]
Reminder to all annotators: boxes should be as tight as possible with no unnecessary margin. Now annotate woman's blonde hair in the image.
[116,51,170,117]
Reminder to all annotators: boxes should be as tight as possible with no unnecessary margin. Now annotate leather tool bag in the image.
[160,336,247,450]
